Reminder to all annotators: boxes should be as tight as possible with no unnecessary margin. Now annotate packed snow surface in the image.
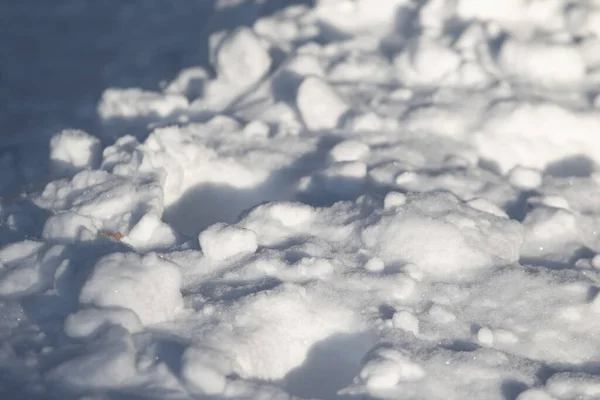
[4,0,600,399]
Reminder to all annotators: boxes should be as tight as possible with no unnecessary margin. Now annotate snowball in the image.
[214,27,272,88]
[384,192,407,209]
[477,327,494,345]
[64,308,143,339]
[497,40,586,87]
[79,253,183,325]
[199,223,258,261]
[328,140,370,163]
[42,211,98,243]
[50,130,101,178]
[46,327,137,392]
[509,166,543,190]
[296,76,350,130]
[364,257,385,272]
[362,192,523,280]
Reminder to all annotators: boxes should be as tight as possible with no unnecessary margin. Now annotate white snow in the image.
[79,253,183,325]
[49,129,101,178]
[497,39,586,87]
[64,307,143,339]
[198,222,258,261]
[296,76,350,130]
[362,192,523,280]
[5,0,600,398]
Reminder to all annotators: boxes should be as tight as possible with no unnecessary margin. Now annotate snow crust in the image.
[3,0,600,399]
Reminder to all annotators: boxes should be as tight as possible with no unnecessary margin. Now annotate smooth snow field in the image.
[4,0,600,399]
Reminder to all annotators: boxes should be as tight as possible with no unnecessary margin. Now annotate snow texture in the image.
[3,0,600,399]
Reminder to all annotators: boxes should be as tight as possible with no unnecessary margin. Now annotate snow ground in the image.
[3,0,600,399]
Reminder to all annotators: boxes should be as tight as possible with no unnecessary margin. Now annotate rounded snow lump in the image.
[362,192,523,280]
[50,129,101,178]
[79,253,183,325]
[199,223,258,261]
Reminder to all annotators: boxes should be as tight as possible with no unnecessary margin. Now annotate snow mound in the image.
[79,252,183,325]
[199,222,258,261]
[363,192,523,280]
[474,102,600,174]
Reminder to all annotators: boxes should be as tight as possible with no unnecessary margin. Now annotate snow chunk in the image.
[240,201,316,245]
[384,192,407,209]
[358,347,425,391]
[497,39,586,87]
[296,76,350,130]
[474,102,600,174]
[98,88,188,122]
[509,166,543,190]
[456,0,567,35]
[202,283,364,381]
[243,120,270,138]
[362,192,523,280]
[199,223,258,261]
[477,327,495,345]
[315,0,411,34]
[50,129,101,178]
[214,27,272,88]
[42,211,98,244]
[392,310,419,335]
[328,140,370,163]
[47,327,137,392]
[125,213,178,252]
[64,307,143,340]
[181,346,237,396]
[35,170,163,233]
[520,206,589,264]
[364,257,385,272]
[0,242,67,298]
[79,253,183,325]
[546,372,600,399]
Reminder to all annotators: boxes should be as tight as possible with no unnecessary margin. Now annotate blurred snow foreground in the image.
[5,0,600,399]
